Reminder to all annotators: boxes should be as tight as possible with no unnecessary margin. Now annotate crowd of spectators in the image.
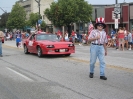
[107,27,133,51]
[3,27,133,50]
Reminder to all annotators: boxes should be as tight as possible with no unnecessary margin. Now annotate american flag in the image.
[88,21,94,35]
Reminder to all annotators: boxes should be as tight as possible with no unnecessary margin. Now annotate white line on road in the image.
[6,67,34,82]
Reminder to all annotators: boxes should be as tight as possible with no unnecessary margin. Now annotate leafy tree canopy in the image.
[27,12,38,27]
[41,20,46,28]
[44,0,92,26]
[6,3,26,29]
[0,13,10,28]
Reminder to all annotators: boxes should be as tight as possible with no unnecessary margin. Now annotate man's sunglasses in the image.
[98,24,103,27]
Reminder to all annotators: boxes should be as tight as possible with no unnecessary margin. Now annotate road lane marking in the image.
[65,57,133,73]
[6,67,33,82]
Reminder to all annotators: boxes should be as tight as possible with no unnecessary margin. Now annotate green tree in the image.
[6,3,26,29]
[25,20,31,27]
[0,13,10,28]
[28,12,38,27]
[44,0,92,26]
[41,21,46,28]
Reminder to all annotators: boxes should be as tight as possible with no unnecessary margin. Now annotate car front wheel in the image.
[37,47,42,57]
[24,45,29,54]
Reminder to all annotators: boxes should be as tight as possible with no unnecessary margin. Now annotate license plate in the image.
[60,49,65,52]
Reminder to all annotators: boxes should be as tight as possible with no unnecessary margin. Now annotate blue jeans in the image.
[90,44,106,76]
[72,36,75,43]
[0,41,2,55]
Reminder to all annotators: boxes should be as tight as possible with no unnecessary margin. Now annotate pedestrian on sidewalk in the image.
[16,32,21,48]
[118,27,125,51]
[123,27,128,50]
[132,29,133,49]
[127,30,132,50]
[88,17,108,80]
[64,31,69,42]
[71,30,76,44]
[0,31,4,57]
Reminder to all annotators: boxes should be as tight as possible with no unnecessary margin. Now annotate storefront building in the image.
[74,5,107,34]
[129,3,133,31]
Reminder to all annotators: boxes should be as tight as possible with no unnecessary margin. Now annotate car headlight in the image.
[46,45,54,48]
[68,44,74,47]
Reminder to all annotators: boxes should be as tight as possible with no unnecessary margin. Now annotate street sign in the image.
[114,3,121,14]
[115,4,120,8]
[38,19,42,24]
[112,11,120,19]
[114,7,121,14]
[115,19,118,29]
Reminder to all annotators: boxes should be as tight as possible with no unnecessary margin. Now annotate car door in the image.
[31,35,38,53]
[28,35,35,52]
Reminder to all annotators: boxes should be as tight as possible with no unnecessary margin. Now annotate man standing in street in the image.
[88,17,108,80]
[0,31,4,57]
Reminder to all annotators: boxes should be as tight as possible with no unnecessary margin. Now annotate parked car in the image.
[22,33,75,57]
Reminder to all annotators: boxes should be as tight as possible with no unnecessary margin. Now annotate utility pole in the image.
[115,0,118,18]
[35,0,41,18]
[114,0,120,32]
[35,0,41,29]
[115,0,118,32]
[116,0,118,4]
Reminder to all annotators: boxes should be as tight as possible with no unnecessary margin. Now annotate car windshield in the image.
[36,34,59,41]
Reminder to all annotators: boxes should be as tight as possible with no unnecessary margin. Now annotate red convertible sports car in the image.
[23,33,75,57]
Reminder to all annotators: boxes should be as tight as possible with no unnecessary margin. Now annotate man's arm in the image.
[104,34,108,56]
[103,43,107,56]
[88,30,100,42]
[0,31,4,38]
[88,37,99,42]
[0,36,3,38]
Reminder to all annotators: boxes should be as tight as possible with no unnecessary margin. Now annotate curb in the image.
[3,44,23,50]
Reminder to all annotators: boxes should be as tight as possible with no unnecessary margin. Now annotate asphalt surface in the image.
[0,40,133,99]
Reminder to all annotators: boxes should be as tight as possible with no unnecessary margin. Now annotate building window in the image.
[23,5,31,8]
[132,22,133,29]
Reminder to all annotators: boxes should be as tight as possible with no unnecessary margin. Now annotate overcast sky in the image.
[0,0,133,15]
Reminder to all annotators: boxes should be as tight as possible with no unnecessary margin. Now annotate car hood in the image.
[37,40,72,44]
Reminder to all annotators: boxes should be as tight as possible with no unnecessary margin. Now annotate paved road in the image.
[0,41,133,99]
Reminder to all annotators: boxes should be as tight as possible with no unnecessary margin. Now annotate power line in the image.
[0,7,7,13]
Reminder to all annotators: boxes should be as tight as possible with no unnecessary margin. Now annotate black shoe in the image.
[100,76,107,80]
[0,55,3,57]
[89,73,93,78]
